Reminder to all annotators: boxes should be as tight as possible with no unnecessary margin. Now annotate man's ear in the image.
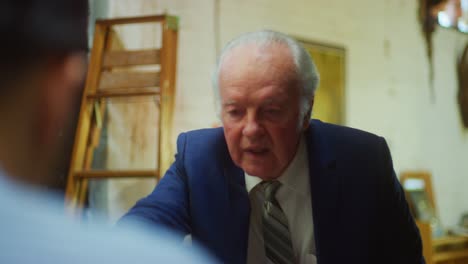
[37,53,87,147]
[301,97,314,131]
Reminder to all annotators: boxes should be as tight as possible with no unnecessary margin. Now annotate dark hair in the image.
[0,0,89,81]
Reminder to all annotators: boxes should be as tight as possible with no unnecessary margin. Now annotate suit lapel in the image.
[222,144,250,264]
[307,120,341,263]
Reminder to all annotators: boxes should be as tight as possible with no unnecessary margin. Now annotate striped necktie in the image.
[262,181,295,264]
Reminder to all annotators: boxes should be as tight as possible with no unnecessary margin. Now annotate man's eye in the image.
[265,109,280,115]
[227,109,242,117]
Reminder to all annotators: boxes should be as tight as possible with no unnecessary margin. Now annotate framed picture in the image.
[400,171,445,238]
[297,39,346,125]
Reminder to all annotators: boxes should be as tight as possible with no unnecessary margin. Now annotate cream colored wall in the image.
[108,0,219,133]
[98,0,468,226]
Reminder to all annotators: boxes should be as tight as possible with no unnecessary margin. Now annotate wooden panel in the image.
[103,49,160,68]
[434,236,468,263]
[433,251,468,262]
[75,170,159,179]
[434,237,468,247]
[99,71,159,90]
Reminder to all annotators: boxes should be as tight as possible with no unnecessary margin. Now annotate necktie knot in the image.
[263,180,281,203]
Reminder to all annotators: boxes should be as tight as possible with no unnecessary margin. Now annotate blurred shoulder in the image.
[0,177,217,264]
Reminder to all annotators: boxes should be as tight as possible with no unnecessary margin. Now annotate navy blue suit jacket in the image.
[121,120,424,264]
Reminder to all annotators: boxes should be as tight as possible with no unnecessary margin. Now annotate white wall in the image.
[102,0,468,226]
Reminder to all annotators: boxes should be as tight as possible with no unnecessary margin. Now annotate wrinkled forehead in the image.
[221,42,294,70]
[219,42,298,87]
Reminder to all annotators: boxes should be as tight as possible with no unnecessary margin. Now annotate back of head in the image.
[0,0,89,184]
[0,0,89,88]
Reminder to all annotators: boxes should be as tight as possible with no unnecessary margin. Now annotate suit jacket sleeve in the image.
[119,133,191,238]
[377,137,425,263]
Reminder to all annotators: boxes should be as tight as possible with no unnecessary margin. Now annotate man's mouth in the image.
[244,147,269,156]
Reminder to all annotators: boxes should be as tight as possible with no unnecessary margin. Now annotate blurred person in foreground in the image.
[0,0,214,263]
[121,30,424,264]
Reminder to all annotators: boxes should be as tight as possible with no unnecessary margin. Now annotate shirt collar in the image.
[244,136,309,195]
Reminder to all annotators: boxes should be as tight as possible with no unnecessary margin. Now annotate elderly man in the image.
[0,0,214,263]
[122,30,424,264]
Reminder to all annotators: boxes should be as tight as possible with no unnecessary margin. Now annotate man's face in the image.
[219,43,308,180]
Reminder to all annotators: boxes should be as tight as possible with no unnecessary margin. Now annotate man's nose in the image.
[242,113,264,138]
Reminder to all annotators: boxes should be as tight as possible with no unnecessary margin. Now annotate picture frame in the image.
[297,38,346,125]
[400,171,445,238]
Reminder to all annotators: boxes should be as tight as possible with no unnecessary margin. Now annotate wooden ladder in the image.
[65,15,178,215]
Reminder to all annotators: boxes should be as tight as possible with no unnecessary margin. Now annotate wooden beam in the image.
[433,236,468,247]
[417,221,434,264]
[103,49,161,68]
[96,15,167,26]
[157,18,178,178]
[88,88,160,99]
[65,23,109,206]
[99,71,160,90]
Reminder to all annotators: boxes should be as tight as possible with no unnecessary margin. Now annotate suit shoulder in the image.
[176,127,227,157]
[312,120,385,152]
[179,127,224,145]
[182,127,224,139]
[323,122,381,140]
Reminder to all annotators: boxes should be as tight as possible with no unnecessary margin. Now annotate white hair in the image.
[212,30,320,122]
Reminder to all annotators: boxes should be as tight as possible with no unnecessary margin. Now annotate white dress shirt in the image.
[245,137,317,264]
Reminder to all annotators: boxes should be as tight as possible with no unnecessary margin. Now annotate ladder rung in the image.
[87,88,160,98]
[74,170,159,179]
[99,71,160,90]
[96,15,167,26]
[103,49,161,68]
